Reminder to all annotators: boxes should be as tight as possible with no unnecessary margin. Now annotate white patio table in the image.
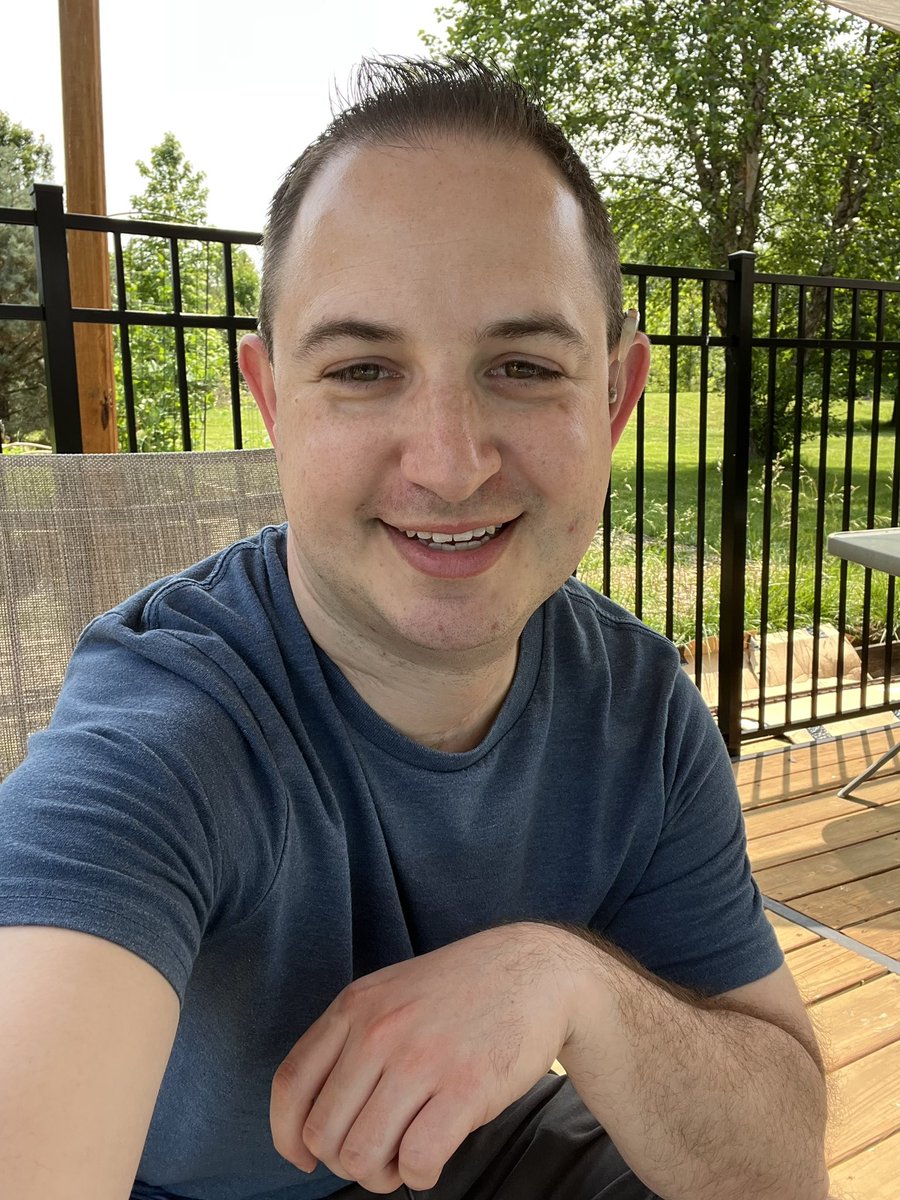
[827,527,900,797]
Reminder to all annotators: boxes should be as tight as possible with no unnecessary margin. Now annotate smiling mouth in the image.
[387,519,515,551]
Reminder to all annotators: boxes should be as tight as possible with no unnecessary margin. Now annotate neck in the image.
[331,644,519,752]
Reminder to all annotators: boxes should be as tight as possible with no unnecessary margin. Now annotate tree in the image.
[0,113,54,443]
[428,1,900,452]
[117,133,259,451]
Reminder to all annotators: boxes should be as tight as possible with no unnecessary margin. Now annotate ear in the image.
[609,331,651,450]
[239,333,278,447]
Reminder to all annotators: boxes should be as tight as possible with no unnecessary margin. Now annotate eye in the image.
[491,360,564,381]
[325,362,396,384]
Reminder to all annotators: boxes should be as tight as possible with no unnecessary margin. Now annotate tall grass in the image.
[578,389,898,646]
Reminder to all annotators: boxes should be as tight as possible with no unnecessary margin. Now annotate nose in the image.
[399,385,502,503]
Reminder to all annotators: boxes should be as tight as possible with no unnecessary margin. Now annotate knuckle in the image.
[362,1175,403,1195]
[270,1055,301,1099]
[339,974,372,1010]
[399,1141,441,1190]
[338,1143,369,1176]
[269,1061,310,1163]
[446,1058,480,1095]
[301,1113,328,1156]
[366,1006,404,1045]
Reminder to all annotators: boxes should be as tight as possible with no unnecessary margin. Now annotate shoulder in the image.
[72,522,298,690]
[548,577,682,678]
[99,521,291,635]
[543,578,718,771]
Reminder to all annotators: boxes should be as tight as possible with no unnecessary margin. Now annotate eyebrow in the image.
[292,310,590,361]
[477,313,590,355]
[293,318,405,361]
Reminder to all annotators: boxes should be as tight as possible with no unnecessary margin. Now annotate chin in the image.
[387,608,522,660]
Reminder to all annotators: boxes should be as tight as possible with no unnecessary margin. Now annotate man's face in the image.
[241,136,629,664]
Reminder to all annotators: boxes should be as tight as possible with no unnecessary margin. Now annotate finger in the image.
[397,1088,480,1192]
[336,1068,433,1186]
[302,1051,384,1171]
[270,1014,349,1172]
[353,1159,405,1195]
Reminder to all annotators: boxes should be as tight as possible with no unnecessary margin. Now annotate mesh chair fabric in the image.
[0,449,284,780]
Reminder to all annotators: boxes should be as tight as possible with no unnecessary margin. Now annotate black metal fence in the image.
[2,183,900,754]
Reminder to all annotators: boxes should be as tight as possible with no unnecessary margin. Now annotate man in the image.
[0,57,828,1200]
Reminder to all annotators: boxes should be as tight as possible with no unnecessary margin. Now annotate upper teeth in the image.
[403,525,500,542]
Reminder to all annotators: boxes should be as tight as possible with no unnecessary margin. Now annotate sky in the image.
[4,0,448,231]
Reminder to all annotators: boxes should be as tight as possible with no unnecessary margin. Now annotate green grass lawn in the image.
[190,392,272,453]
[579,390,898,645]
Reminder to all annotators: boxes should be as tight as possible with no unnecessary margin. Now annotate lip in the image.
[392,520,513,536]
[380,517,519,579]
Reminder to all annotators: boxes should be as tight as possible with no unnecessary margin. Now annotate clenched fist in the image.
[270,922,577,1193]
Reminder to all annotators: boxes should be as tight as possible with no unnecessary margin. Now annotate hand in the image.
[269,923,574,1193]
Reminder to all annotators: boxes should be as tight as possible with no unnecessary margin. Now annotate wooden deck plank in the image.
[734,727,900,790]
[791,868,900,929]
[738,733,900,1196]
[744,792,899,841]
[748,805,900,872]
[767,910,821,952]
[828,1129,900,1200]
[782,939,887,1003]
[743,769,900,811]
[753,836,900,901]
[826,1039,900,1163]
[843,910,900,959]
[809,975,900,1070]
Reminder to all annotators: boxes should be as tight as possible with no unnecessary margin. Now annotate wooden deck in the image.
[736,722,900,1200]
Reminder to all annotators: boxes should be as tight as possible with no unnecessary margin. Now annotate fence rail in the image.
[2,183,899,753]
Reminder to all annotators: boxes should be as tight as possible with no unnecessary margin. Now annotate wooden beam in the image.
[58,0,118,452]
[825,1,900,35]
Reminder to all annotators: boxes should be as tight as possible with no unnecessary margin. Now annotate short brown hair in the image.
[258,55,624,354]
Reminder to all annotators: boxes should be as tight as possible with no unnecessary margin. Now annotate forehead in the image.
[273,136,604,337]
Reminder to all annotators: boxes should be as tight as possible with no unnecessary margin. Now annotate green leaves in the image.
[434,0,900,454]
[434,0,898,277]
[0,113,54,441]
[116,134,259,453]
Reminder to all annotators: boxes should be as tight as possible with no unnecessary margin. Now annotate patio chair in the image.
[0,448,284,781]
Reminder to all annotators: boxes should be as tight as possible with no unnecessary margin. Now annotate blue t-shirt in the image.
[0,523,782,1200]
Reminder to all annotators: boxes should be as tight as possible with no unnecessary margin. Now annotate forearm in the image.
[554,930,829,1200]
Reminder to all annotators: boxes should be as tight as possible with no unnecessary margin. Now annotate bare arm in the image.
[556,927,830,1200]
[0,926,180,1199]
[270,922,829,1199]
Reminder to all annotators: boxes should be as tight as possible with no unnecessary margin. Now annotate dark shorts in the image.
[337,1073,660,1199]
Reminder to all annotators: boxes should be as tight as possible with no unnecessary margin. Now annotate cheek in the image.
[278,407,382,507]
[526,403,608,493]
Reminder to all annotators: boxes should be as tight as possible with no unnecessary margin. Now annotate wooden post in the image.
[58,0,118,452]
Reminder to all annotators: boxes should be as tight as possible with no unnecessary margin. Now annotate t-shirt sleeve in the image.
[602,664,784,995]
[0,612,284,1005]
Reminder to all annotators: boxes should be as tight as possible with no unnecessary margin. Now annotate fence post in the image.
[31,183,82,453]
[718,250,755,755]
